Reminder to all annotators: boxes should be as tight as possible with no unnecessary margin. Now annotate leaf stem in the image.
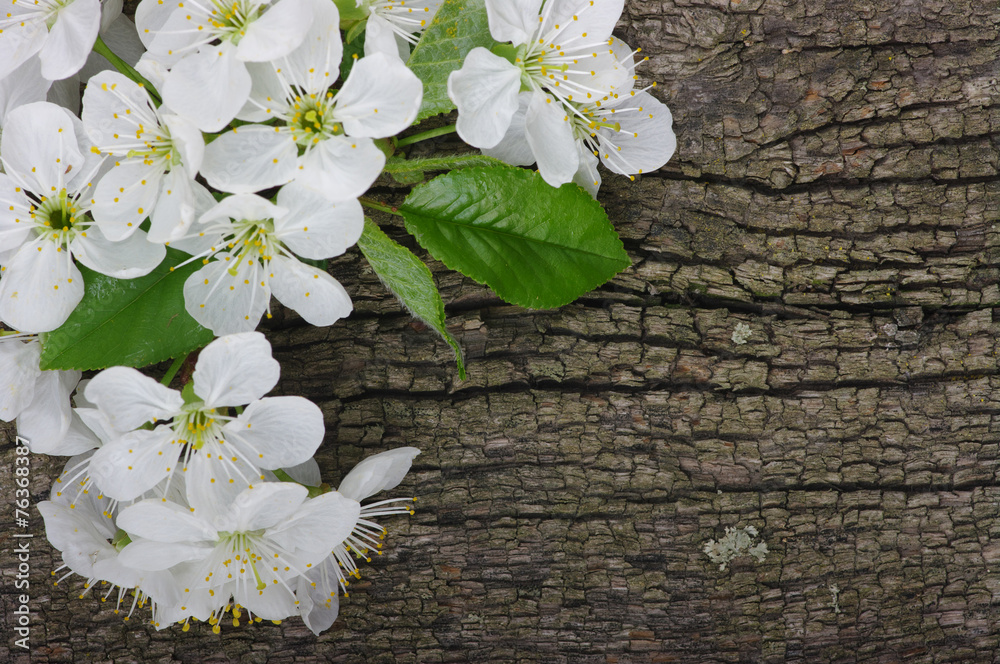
[93,36,162,104]
[395,124,458,148]
[160,354,186,386]
[359,197,402,216]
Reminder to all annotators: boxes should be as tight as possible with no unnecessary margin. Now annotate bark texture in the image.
[4,1,1000,662]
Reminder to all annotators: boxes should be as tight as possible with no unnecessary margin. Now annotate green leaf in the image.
[385,153,507,175]
[357,219,466,380]
[400,166,631,309]
[39,248,215,371]
[340,30,365,81]
[407,0,493,122]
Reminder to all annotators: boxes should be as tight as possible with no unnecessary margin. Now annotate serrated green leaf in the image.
[400,166,630,309]
[358,219,466,379]
[407,0,493,122]
[39,248,215,371]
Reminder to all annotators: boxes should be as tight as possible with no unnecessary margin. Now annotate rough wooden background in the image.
[4,0,1000,662]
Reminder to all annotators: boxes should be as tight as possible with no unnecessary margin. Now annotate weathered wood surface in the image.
[4,0,1000,662]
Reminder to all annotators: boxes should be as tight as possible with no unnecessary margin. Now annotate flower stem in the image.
[395,124,458,148]
[160,355,187,387]
[359,197,402,216]
[92,36,162,105]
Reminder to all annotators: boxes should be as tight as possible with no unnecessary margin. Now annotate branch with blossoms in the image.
[0,0,675,636]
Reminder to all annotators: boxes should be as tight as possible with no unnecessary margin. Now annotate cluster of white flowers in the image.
[447,0,676,196]
[19,332,420,633]
[0,0,679,639]
[0,0,432,335]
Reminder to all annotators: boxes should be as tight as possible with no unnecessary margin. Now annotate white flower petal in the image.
[184,449,261,519]
[2,102,85,194]
[227,482,309,532]
[147,169,203,243]
[38,0,102,81]
[0,57,51,129]
[0,19,47,82]
[183,254,270,336]
[81,15,144,79]
[334,52,422,138]
[270,255,352,327]
[524,91,579,187]
[87,427,181,501]
[192,331,279,407]
[297,564,340,635]
[597,91,676,176]
[550,0,625,43]
[274,182,363,259]
[199,192,285,227]
[84,365,184,430]
[16,369,79,454]
[162,43,251,132]
[81,70,156,154]
[482,91,533,166]
[238,62,288,123]
[363,13,406,60]
[295,135,383,201]
[0,240,84,334]
[119,499,218,542]
[0,175,33,250]
[90,162,161,240]
[572,142,601,198]
[338,447,420,501]
[264,490,360,553]
[0,338,40,421]
[118,539,215,571]
[448,48,521,149]
[236,580,299,620]
[162,112,204,177]
[282,0,341,94]
[236,0,312,62]
[224,396,324,470]
[484,0,543,44]
[71,225,165,278]
[200,125,297,194]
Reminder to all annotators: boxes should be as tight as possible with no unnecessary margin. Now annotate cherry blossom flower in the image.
[448,0,645,187]
[0,102,165,333]
[179,183,361,335]
[200,0,422,201]
[135,0,315,131]
[82,70,212,243]
[84,332,325,512]
[116,482,360,625]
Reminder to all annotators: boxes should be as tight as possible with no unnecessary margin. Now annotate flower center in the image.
[32,189,93,247]
[173,403,225,450]
[207,0,262,44]
[288,93,343,148]
[223,218,279,273]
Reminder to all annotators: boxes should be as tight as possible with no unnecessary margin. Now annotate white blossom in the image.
[116,482,360,626]
[82,70,212,242]
[200,0,422,201]
[179,183,361,335]
[135,0,315,131]
[84,332,325,512]
[0,102,165,333]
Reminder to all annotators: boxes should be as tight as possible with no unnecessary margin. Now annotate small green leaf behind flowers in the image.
[39,248,215,371]
[358,219,466,380]
[407,0,494,122]
[399,165,631,310]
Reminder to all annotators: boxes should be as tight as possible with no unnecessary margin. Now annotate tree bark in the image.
[4,1,1000,662]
